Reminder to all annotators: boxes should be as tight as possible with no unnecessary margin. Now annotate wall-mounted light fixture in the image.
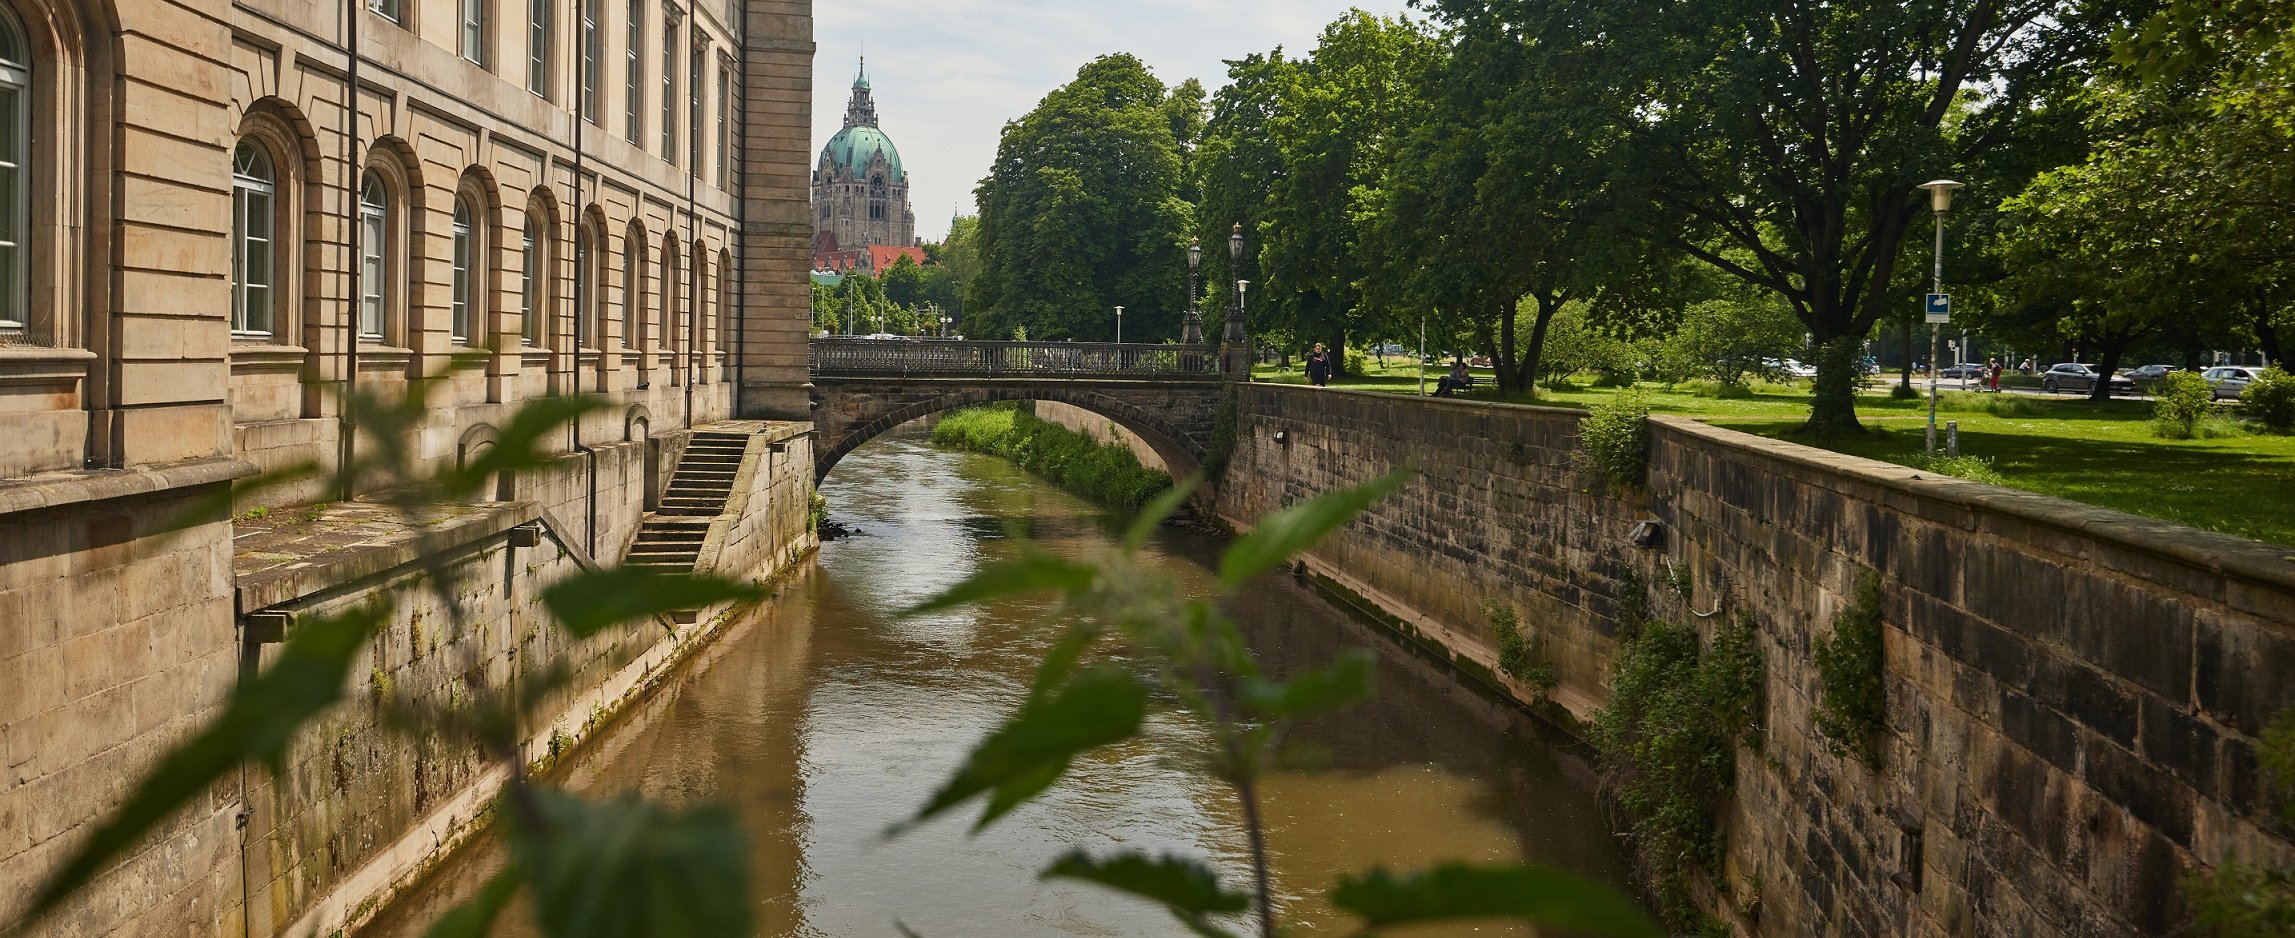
[1274,430,1289,445]
[509,521,545,548]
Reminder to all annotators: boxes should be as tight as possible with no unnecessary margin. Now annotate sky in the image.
[811,0,1414,242]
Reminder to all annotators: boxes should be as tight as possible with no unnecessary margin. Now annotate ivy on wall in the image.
[1814,573,1887,769]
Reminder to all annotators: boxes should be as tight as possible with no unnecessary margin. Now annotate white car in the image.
[2204,366,2263,399]
[1764,358,1819,379]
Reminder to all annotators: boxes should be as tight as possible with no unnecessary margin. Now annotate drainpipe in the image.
[684,114,697,431]
[569,0,598,555]
[338,0,363,501]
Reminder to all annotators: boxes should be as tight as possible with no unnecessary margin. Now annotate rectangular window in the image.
[689,46,703,169]
[369,0,402,23]
[660,13,678,160]
[460,0,487,66]
[624,0,643,142]
[579,0,601,120]
[231,174,274,336]
[716,66,730,190]
[528,0,551,96]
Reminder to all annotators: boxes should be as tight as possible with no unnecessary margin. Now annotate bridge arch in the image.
[814,385,1207,483]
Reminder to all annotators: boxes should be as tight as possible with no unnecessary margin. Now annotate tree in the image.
[1191,51,1294,340]
[881,255,928,310]
[1258,13,1439,376]
[1359,9,1660,394]
[1655,293,1806,389]
[1474,0,2126,432]
[967,55,1196,343]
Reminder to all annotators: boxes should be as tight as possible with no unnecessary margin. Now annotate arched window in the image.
[520,217,540,345]
[451,197,475,343]
[230,141,276,338]
[0,9,27,333]
[358,173,389,340]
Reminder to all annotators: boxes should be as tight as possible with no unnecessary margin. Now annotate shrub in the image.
[1345,349,1369,376]
[1575,390,1651,489]
[1484,600,1559,694]
[1889,382,1920,400]
[1593,613,1765,927]
[2243,365,2295,434]
[1915,453,2007,486]
[2154,371,2216,438]
[1814,574,1887,768]
[932,403,1173,510]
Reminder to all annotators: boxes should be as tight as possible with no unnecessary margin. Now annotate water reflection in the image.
[360,427,1631,938]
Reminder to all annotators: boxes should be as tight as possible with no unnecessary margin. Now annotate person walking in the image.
[1987,358,2003,392]
[1305,343,1332,387]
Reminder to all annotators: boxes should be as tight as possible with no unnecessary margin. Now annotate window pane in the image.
[522,225,539,344]
[625,0,642,141]
[0,7,25,68]
[453,205,473,342]
[462,0,485,64]
[660,18,676,158]
[529,0,550,94]
[580,0,600,120]
[369,0,402,24]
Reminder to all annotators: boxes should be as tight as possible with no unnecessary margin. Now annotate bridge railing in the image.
[810,337,1223,379]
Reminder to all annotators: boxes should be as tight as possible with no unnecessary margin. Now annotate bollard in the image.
[1947,420,1960,458]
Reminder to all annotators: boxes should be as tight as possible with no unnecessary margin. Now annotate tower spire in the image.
[842,56,878,129]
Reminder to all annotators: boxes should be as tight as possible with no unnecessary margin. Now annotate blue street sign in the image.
[1925,293,1951,324]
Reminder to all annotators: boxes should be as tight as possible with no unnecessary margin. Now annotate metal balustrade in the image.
[810,337,1223,379]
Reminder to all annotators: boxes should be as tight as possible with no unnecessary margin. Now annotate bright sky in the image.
[810,0,1414,242]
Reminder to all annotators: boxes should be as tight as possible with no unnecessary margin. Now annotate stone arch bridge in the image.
[809,338,1235,480]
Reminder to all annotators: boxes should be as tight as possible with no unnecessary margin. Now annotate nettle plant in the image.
[11,387,1661,938]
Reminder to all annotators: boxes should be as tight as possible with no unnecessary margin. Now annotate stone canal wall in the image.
[1215,384,2295,936]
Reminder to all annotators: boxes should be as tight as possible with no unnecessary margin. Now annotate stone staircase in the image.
[624,430,750,571]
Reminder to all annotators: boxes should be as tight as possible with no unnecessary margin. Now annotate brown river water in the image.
[360,427,1635,937]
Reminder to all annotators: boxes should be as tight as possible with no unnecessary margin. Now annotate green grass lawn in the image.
[1253,362,2295,547]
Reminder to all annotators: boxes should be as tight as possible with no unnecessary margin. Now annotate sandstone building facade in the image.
[0,0,818,935]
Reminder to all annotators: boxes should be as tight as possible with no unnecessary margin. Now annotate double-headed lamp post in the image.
[1183,238,1204,345]
[1114,305,1124,344]
[1919,179,1964,456]
[1222,224,1252,377]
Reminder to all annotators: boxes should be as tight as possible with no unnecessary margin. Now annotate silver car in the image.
[2204,366,2263,400]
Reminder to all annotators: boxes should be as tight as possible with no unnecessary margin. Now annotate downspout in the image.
[732,41,747,416]
[338,0,363,501]
[684,110,697,431]
[570,0,598,556]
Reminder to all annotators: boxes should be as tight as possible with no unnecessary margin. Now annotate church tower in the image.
[813,61,916,253]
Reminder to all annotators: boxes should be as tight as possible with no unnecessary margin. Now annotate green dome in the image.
[821,126,904,182]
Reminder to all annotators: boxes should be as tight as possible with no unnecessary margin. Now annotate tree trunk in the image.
[1512,294,1562,394]
[1329,327,1349,379]
[2257,301,2283,366]
[1807,333,1867,435]
[1495,301,1520,394]
[2088,334,2132,403]
[1898,318,1915,391]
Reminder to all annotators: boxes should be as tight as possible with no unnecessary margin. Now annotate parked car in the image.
[2123,364,2181,385]
[2040,362,2135,395]
[1938,363,1988,379]
[2203,366,2264,399]
[1761,358,1819,379]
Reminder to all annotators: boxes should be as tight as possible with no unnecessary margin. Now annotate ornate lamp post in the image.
[1222,224,1252,378]
[1115,305,1124,344]
[1183,238,1203,345]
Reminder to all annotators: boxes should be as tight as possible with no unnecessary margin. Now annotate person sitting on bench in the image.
[1435,360,1473,398]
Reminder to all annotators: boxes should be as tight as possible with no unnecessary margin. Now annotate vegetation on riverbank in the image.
[932,403,1173,511]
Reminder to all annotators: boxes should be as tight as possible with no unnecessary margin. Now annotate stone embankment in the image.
[1206,384,2294,936]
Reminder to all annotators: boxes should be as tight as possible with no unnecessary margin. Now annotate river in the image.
[361,426,1634,937]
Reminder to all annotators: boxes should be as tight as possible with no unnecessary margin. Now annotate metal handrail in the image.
[810,338,1220,379]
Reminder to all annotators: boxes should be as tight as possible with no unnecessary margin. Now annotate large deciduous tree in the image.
[1464,0,2122,432]
[966,55,1197,343]
[1191,52,1293,343]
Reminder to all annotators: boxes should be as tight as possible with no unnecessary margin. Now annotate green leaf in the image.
[1240,650,1374,718]
[1125,474,1202,551]
[541,567,766,638]
[26,605,388,921]
[1330,863,1663,937]
[899,545,1099,617]
[1220,469,1409,589]
[421,868,521,938]
[1042,850,1249,936]
[509,790,754,938]
[902,668,1148,834]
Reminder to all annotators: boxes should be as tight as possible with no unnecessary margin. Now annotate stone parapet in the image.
[1216,384,2295,936]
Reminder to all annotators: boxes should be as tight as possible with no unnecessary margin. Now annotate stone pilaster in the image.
[736,0,816,421]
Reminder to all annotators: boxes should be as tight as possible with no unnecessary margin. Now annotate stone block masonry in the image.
[1215,384,2295,936]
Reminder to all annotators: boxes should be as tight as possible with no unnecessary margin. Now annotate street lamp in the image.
[1223,224,1251,377]
[1184,238,1203,345]
[1918,179,1964,456]
[1114,306,1124,344]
